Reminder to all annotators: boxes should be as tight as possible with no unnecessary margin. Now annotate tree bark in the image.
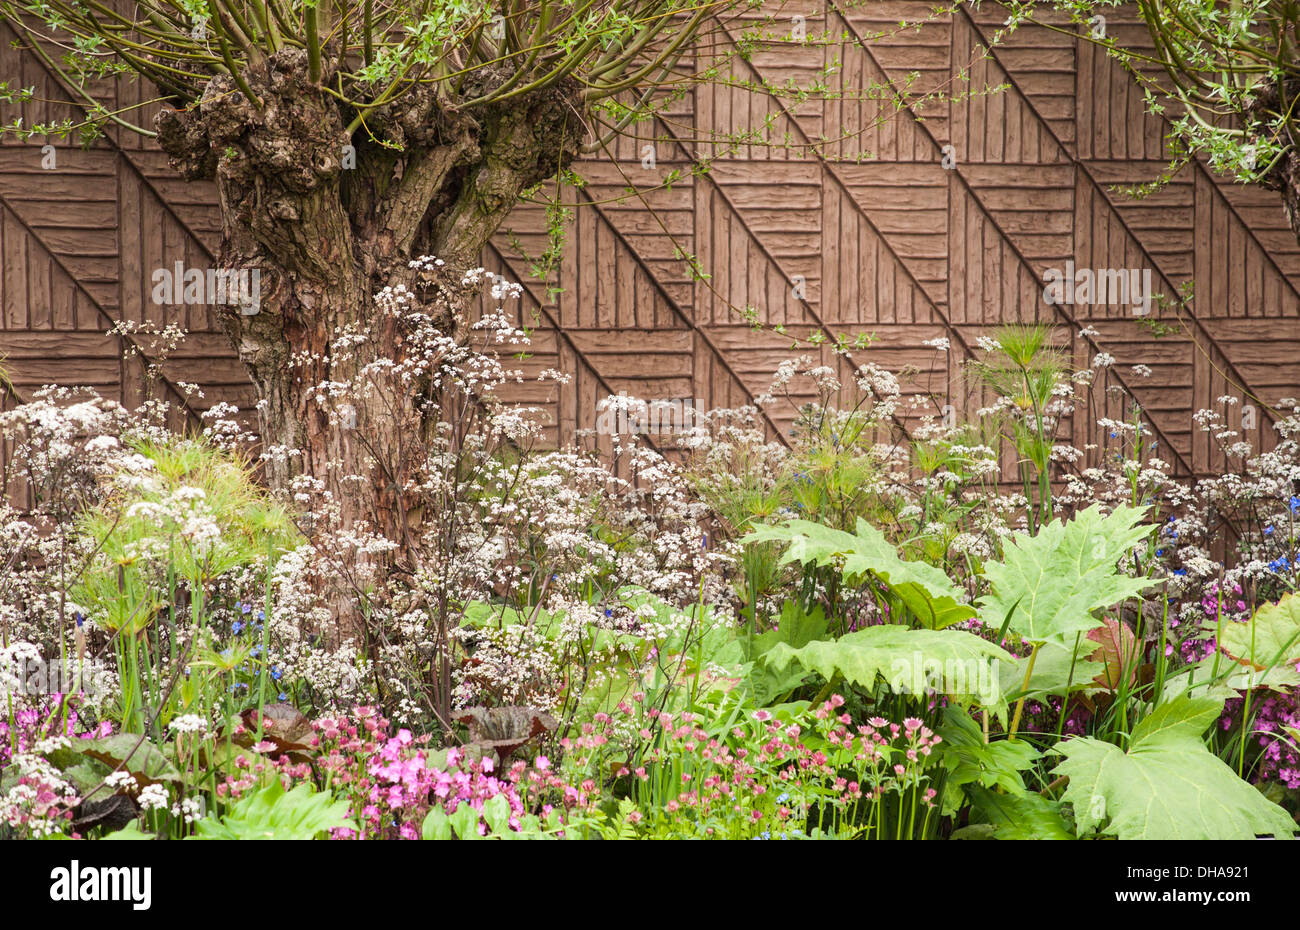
[155,48,582,635]
[1248,78,1300,245]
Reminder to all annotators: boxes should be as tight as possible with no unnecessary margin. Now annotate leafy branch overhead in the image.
[1016,1,1300,246]
[2,0,714,142]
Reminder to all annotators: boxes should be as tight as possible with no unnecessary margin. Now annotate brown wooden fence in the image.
[4,2,1300,490]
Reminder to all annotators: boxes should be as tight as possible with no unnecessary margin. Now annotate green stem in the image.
[254,535,275,745]
[1009,643,1040,740]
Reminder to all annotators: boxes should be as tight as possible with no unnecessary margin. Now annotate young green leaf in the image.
[100,822,155,840]
[194,779,355,840]
[422,807,454,841]
[481,794,513,835]
[449,802,482,840]
[749,600,830,657]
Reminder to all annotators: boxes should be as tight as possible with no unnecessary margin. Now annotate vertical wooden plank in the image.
[823,183,841,324]
[27,240,48,330]
[613,241,632,332]
[729,202,746,325]
[577,190,595,329]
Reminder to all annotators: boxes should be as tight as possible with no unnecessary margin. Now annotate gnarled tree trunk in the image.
[1249,78,1300,244]
[155,49,582,634]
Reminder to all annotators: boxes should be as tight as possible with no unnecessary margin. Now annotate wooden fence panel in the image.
[0,3,1297,486]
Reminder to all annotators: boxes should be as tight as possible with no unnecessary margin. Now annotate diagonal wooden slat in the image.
[962,5,1289,429]
[826,0,1199,477]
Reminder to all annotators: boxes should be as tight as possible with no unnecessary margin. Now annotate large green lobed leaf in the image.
[979,504,1153,648]
[744,518,976,629]
[764,624,1015,706]
[1219,592,1300,671]
[1052,696,1295,840]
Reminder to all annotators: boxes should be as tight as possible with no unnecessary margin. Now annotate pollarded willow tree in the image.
[1012,0,1300,238]
[0,0,737,544]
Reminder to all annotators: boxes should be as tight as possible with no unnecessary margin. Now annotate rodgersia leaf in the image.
[750,600,830,658]
[764,625,1014,707]
[979,504,1153,648]
[1165,653,1300,700]
[744,518,976,629]
[1052,696,1295,840]
[1219,591,1300,671]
